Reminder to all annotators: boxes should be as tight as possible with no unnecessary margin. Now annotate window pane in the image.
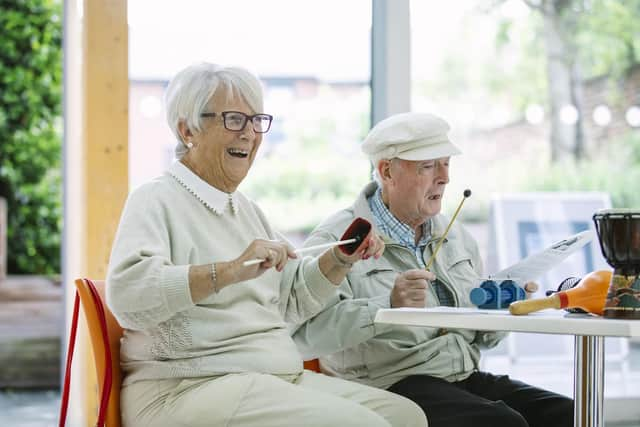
[129,0,372,241]
[410,0,640,408]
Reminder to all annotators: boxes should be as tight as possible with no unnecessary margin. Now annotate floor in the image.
[0,390,59,427]
[1,376,638,426]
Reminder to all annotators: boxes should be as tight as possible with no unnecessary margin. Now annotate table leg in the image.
[574,335,605,427]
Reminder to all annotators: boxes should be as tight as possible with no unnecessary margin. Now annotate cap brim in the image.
[396,141,462,161]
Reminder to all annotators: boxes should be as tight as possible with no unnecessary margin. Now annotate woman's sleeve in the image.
[106,186,193,331]
[250,201,338,325]
[278,256,341,325]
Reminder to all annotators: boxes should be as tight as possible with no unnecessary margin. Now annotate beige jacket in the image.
[292,182,504,389]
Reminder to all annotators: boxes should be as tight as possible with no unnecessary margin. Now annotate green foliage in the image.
[521,133,640,209]
[242,109,370,232]
[243,147,370,232]
[444,132,640,224]
[576,0,640,80]
[489,12,547,112]
[478,0,640,118]
[0,0,62,274]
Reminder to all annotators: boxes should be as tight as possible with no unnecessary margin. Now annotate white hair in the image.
[371,160,383,186]
[164,63,264,159]
[368,150,396,170]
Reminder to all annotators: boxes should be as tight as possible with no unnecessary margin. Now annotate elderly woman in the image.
[106,63,427,427]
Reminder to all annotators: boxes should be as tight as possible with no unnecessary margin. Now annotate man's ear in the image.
[378,159,393,182]
[177,120,194,144]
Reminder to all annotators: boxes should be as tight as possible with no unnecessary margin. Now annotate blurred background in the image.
[1,0,639,425]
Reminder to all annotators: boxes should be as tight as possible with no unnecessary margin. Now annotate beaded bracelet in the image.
[210,263,218,293]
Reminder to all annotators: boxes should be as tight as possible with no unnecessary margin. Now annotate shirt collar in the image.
[167,161,239,215]
[368,187,430,248]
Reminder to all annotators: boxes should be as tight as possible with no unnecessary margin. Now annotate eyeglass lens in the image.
[224,112,272,133]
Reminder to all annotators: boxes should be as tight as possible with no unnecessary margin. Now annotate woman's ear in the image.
[177,120,194,145]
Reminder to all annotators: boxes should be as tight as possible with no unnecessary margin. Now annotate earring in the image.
[186,142,194,149]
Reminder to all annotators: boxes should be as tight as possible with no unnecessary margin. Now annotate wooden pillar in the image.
[63,0,128,425]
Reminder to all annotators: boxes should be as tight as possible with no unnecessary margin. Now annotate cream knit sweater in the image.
[107,161,336,385]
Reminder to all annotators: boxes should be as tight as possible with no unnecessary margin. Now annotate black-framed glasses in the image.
[200,111,273,133]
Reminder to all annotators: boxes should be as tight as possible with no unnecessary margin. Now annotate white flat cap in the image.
[362,112,461,162]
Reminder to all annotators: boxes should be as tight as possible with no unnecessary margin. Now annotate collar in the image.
[167,161,239,215]
[368,187,430,249]
[354,182,449,245]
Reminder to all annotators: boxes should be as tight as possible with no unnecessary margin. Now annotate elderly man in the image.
[292,112,573,427]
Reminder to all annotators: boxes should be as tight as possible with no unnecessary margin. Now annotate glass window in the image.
[410,0,640,405]
[128,0,372,243]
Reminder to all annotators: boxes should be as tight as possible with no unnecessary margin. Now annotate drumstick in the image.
[242,238,358,267]
[425,189,471,271]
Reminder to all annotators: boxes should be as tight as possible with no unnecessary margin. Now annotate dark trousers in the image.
[388,371,573,427]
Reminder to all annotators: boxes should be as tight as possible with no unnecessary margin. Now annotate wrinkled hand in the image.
[332,232,385,266]
[390,269,436,308]
[235,239,296,281]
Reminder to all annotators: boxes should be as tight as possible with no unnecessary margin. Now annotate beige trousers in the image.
[121,370,427,427]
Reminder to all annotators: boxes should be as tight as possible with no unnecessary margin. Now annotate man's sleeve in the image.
[291,229,393,359]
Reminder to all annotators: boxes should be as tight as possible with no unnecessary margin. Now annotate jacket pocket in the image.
[438,252,478,307]
[351,268,397,299]
[366,268,395,276]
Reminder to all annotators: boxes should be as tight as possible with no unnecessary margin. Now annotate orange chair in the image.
[303,358,321,373]
[58,278,318,426]
[59,279,123,427]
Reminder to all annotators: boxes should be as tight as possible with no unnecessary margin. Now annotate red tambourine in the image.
[338,217,372,255]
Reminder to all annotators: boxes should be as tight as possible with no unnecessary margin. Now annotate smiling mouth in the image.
[227,148,249,158]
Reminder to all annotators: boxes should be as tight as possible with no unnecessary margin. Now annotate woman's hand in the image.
[319,231,385,285]
[234,239,297,282]
[331,232,385,266]
[189,239,296,302]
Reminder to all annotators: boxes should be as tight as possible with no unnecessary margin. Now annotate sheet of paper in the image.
[489,229,594,282]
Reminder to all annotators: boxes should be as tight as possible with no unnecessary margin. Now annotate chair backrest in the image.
[303,358,321,373]
[59,278,123,427]
[78,279,123,427]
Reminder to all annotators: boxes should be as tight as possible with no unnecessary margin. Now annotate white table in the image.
[374,307,640,427]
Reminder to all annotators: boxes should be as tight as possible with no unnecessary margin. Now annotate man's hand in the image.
[390,269,436,308]
[523,281,539,299]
